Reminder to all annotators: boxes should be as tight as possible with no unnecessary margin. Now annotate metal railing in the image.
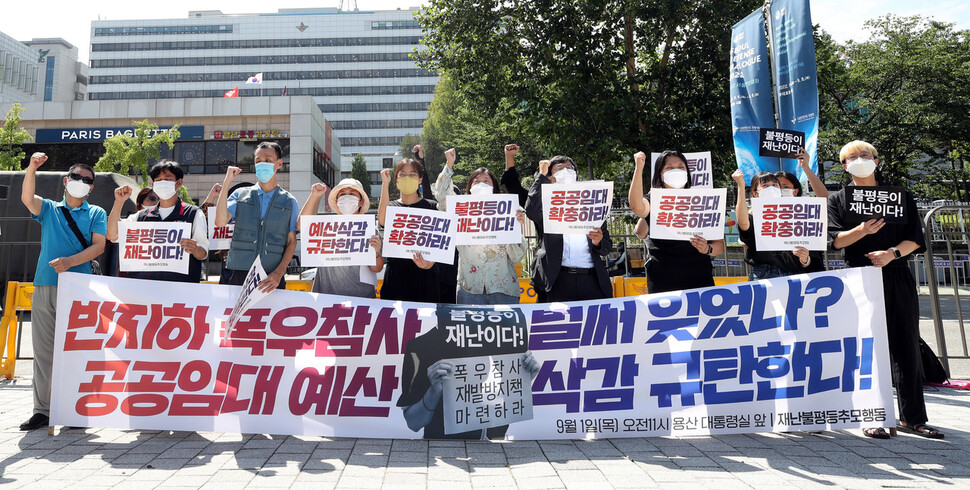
[921,204,970,375]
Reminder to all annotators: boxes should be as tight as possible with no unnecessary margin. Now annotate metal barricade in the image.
[921,204,970,375]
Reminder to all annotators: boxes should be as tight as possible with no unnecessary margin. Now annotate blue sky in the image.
[2,0,968,63]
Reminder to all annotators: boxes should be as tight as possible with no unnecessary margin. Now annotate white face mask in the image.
[846,158,877,178]
[757,185,782,199]
[662,168,689,189]
[469,182,493,195]
[65,179,91,199]
[336,194,361,215]
[552,168,577,184]
[152,181,178,201]
[781,188,796,198]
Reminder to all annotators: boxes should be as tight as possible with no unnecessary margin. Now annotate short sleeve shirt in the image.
[227,186,299,232]
[32,198,108,286]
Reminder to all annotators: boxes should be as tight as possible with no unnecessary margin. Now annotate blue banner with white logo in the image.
[769,0,820,182]
[730,9,779,185]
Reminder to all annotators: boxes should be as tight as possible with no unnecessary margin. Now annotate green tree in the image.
[95,120,180,186]
[350,153,370,185]
[0,104,32,171]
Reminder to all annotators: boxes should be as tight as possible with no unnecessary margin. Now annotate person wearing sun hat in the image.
[299,178,384,298]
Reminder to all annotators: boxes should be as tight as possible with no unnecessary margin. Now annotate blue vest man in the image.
[106,160,209,283]
[215,141,299,291]
[19,153,107,431]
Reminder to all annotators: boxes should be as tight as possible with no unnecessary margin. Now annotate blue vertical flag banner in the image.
[730,9,779,184]
[769,0,820,182]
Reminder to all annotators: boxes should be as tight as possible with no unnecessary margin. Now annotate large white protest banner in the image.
[51,267,893,439]
[118,222,191,274]
[207,207,234,251]
[649,188,727,241]
[752,197,828,251]
[541,181,613,234]
[651,151,714,189]
[447,194,521,245]
[300,215,376,267]
[383,206,457,264]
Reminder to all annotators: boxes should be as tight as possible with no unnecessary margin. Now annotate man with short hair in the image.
[215,141,299,291]
[106,160,209,282]
[19,152,107,431]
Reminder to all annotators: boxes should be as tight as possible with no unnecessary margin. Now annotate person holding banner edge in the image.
[299,179,384,298]
[827,140,943,440]
[377,157,441,302]
[629,151,723,293]
[19,153,107,431]
[526,156,613,301]
[432,148,528,305]
[215,141,299,292]
[106,160,209,283]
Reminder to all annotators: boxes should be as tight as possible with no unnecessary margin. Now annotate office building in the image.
[0,31,39,103]
[24,38,88,102]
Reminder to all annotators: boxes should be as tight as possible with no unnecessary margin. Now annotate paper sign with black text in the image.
[225,256,269,337]
[651,151,714,188]
[118,221,191,274]
[383,206,457,264]
[845,186,907,224]
[447,194,521,245]
[441,353,534,435]
[759,128,806,159]
[649,188,727,241]
[542,181,613,234]
[752,197,827,251]
[207,207,234,251]
[300,214,376,267]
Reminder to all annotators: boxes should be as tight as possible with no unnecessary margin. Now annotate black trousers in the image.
[547,269,609,302]
[882,266,927,425]
[222,268,287,291]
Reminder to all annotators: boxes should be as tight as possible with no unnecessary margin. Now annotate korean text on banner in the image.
[541,181,613,234]
[759,128,806,159]
[118,221,191,274]
[300,215,376,267]
[649,188,726,241]
[383,206,457,264]
[752,197,827,251]
[651,152,714,189]
[769,0,821,181]
[207,207,234,251]
[50,267,894,439]
[845,186,907,224]
[730,9,780,184]
[226,256,269,336]
[447,194,521,245]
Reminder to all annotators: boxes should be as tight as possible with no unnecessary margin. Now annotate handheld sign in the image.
[300,215,376,267]
[651,151,714,188]
[845,186,907,224]
[447,194,521,245]
[118,221,191,274]
[649,188,726,241]
[759,128,806,159]
[541,181,613,234]
[752,197,827,251]
[383,206,457,264]
[207,207,234,251]
[225,256,269,338]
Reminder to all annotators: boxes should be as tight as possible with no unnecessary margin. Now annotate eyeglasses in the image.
[69,172,94,185]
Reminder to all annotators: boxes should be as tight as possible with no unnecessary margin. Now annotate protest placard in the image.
[118,221,191,274]
[300,214,376,267]
[649,188,726,241]
[383,206,457,264]
[225,256,269,337]
[447,194,521,245]
[845,186,907,224]
[651,151,714,188]
[441,353,533,435]
[752,197,827,251]
[759,128,806,159]
[542,181,613,234]
[207,207,234,251]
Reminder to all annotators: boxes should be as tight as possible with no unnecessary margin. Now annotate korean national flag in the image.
[246,73,263,84]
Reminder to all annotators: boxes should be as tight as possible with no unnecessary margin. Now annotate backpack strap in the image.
[59,206,89,249]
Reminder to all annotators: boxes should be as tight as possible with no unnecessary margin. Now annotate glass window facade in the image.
[90,36,420,52]
[90,52,414,68]
[43,56,55,101]
[89,68,434,84]
[88,85,437,100]
[93,25,233,36]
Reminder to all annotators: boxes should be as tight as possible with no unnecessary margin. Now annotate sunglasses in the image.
[69,172,94,185]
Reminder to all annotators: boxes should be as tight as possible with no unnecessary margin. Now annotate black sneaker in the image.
[19,413,49,431]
